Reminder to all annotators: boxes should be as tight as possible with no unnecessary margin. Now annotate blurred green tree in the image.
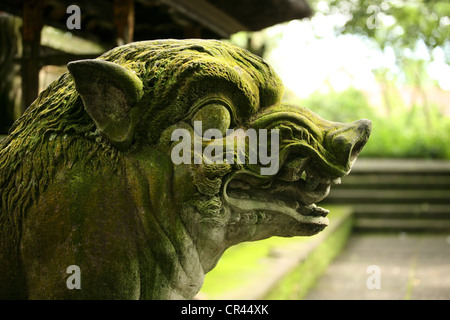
[310,0,450,58]
[309,0,449,126]
[230,1,450,159]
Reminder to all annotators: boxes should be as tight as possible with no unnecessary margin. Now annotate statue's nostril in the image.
[350,119,372,161]
[331,119,372,168]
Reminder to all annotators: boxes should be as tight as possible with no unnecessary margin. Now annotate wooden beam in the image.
[160,0,248,38]
[114,0,135,46]
[184,25,202,39]
[39,54,101,67]
[21,0,44,112]
[15,53,101,67]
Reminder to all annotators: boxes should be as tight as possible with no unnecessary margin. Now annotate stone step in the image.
[338,174,450,190]
[349,158,450,174]
[323,159,450,232]
[353,204,450,219]
[354,218,450,232]
[304,234,450,300]
[323,189,450,204]
[351,204,450,232]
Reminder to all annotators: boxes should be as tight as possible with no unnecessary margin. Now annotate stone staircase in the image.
[321,159,450,232]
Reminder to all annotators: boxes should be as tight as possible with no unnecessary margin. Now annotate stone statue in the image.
[0,39,371,299]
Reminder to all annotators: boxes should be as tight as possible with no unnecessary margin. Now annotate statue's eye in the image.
[191,103,231,137]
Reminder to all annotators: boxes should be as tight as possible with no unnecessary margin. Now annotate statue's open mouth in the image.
[220,115,370,236]
[223,155,345,232]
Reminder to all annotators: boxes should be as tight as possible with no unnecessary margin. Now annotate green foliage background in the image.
[304,0,450,159]
[298,87,450,159]
[232,0,450,160]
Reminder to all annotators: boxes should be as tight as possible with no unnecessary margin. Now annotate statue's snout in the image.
[326,119,372,169]
[252,105,372,177]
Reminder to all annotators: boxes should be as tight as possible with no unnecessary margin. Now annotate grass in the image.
[265,212,353,299]
[198,234,310,299]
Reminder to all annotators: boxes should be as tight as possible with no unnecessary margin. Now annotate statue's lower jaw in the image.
[222,176,335,238]
[226,192,330,227]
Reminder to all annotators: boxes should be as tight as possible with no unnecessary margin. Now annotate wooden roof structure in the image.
[0,0,312,121]
[1,0,312,45]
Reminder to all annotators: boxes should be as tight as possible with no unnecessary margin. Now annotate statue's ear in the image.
[67,59,144,149]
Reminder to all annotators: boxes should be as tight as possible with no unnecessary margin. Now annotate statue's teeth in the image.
[296,203,315,215]
[282,200,300,209]
[313,206,329,217]
[305,174,320,191]
[278,158,307,182]
[300,171,307,181]
[228,180,251,189]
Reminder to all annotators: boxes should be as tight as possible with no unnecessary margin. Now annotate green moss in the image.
[200,236,309,297]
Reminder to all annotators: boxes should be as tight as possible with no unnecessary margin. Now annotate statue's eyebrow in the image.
[184,97,236,123]
[177,62,261,120]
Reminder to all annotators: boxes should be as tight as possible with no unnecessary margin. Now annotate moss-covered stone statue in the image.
[0,39,371,299]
